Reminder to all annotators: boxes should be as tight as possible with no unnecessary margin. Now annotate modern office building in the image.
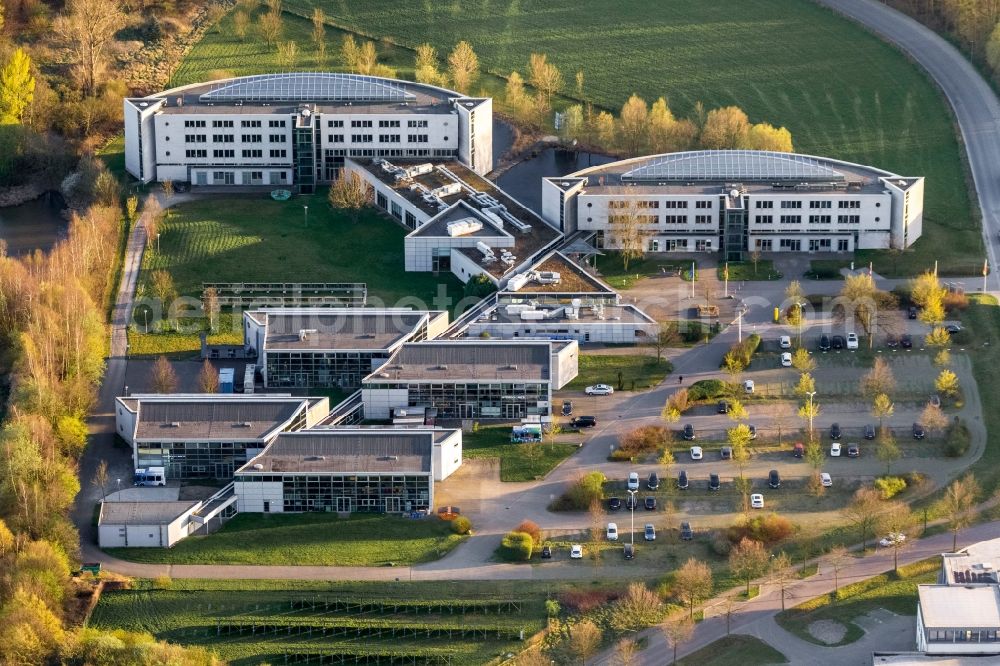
[115,394,330,479]
[233,428,463,513]
[243,308,449,389]
[123,72,493,190]
[348,158,561,288]
[916,585,1000,655]
[361,340,578,420]
[542,150,924,260]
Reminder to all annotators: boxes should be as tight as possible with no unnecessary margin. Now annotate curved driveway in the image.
[817,0,1000,289]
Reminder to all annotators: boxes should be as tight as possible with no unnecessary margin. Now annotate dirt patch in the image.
[807,619,848,645]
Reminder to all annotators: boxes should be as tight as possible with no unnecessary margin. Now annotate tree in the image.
[722,351,746,383]
[769,552,794,610]
[150,269,176,308]
[233,10,250,40]
[651,322,679,361]
[838,273,897,348]
[198,359,219,393]
[560,104,585,142]
[202,287,219,331]
[661,614,695,665]
[798,400,820,439]
[936,369,960,397]
[876,428,901,475]
[570,619,602,665]
[341,35,360,72]
[877,502,914,572]
[504,70,530,121]
[939,474,980,552]
[827,545,850,597]
[610,583,665,632]
[921,403,948,435]
[608,199,648,271]
[791,348,815,373]
[356,40,378,75]
[53,0,126,96]
[785,279,805,305]
[934,348,952,368]
[618,93,648,155]
[0,519,13,558]
[861,357,896,398]
[911,271,946,308]
[311,8,326,65]
[746,122,793,152]
[161,179,174,219]
[794,372,816,398]
[700,106,750,149]
[0,48,36,124]
[926,326,951,348]
[151,356,178,393]
[93,459,109,501]
[0,0,4,35]
[126,195,139,227]
[805,438,824,474]
[448,41,479,93]
[729,537,769,596]
[594,110,617,148]
[749,249,762,274]
[728,424,753,480]
[257,11,283,47]
[648,97,696,153]
[872,393,894,430]
[328,170,373,222]
[414,43,444,86]
[664,388,689,419]
[842,487,882,551]
[528,52,562,101]
[614,639,638,666]
[277,41,298,68]
[588,498,604,566]
[674,557,713,619]
[727,399,748,422]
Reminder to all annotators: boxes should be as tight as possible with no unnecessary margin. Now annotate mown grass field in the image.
[462,424,578,481]
[105,513,465,566]
[675,634,788,666]
[89,579,549,665]
[566,354,672,391]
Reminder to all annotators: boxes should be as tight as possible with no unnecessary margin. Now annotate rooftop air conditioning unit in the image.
[436,364,448,370]
[298,329,318,341]
[305,455,326,461]
[252,463,264,470]
[239,422,253,427]
[378,455,400,461]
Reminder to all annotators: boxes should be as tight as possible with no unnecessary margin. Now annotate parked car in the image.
[913,423,925,440]
[717,400,730,414]
[748,425,757,440]
[750,493,765,509]
[879,533,907,548]
[644,523,656,541]
[644,496,656,511]
[830,423,842,440]
[607,497,622,511]
[819,334,831,351]
[720,446,733,460]
[709,473,721,491]
[779,335,792,349]
[821,472,832,487]
[572,416,597,428]
[607,523,619,541]
[690,446,703,460]
[743,379,755,394]
[768,469,781,488]
[901,334,913,348]
[847,443,860,457]
[647,472,660,490]
[680,522,694,540]
[781,352,792,367]
[682,424,696,441]
[846,332,859,349]
[627,472,640,491]
[945,323,963,334]
[570,544,583,559]
[908,306,918,320]
[793,442,804,458]
[561,401,573,416]
[830,442,842,457]
[832,335,846,349]
[623,542,635,560]
[677,470,689,490]
[625,494,637,511]
[886,334,899,348]
[541,545,552,559]
[864,424,876,440]
[585,384,614,396]
[930,394,941,408]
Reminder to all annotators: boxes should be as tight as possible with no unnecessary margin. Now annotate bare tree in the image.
[769,552,794,610]
[202,287,219,332]
[877,502,914,572]
[921,403,948,436]
[862,357,896,398]
[842,487,882,551]
[53,0,126,96]
[199,359,219,393]
[661,613,695,664]
[569,619,602,666]
[93,460,109,501]
[827,545,850,597]
[277,41,299,68]
[614,638,638,666]
[234,10,250,40]
[939,474,980,552]
[729,537,769,596]
[749,249,762,275]
[151,355,178,393]
[257,11,283,46]
[674,557,713,619]
[528,52,563,102]
[876,428,901,475]
[608,199,649,272]
[328,170,373,222]
[651,322,679,362]
[837,273,898,349]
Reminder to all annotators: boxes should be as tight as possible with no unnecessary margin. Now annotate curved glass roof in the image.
[621,150,845,182]
[198,73,418,103]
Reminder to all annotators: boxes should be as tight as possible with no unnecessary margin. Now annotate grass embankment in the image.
[675,634,788,665]
[463,425,578,481]
[105,513,465,566]
[775,557,938,647]
[90,578,550,665]
[566,354,672,391]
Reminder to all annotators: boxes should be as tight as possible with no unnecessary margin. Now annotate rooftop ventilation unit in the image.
[432,182,463,198]
[305,455,326,461]
[378,455,400,461]
[252,463,264,470]
[238,422,253,427]
[404,163,434,178]
[298,329,318,341]
[435,364,449,370]
[168,422,181,428]
[446,218,483,237]
[476,241,496,262]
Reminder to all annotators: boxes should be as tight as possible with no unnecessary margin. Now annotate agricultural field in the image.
[89,579,550,665]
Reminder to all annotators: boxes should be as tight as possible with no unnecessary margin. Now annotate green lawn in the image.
[959,294,1000,492]
[593,253,696,289]
[774,557,938,646]
[566,354,672,391]
[105,513,465,566]
[717,260,780,282]
[463,425,577,481]
[807,259,852,280]
[675,634,788,666]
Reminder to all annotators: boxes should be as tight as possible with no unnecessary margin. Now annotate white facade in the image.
[433,428,463,481]
[97,501,201,548]
[916,585,1000,655]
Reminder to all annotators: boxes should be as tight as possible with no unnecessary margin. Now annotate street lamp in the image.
[143,308,149,333]
[303,204,309,227]
[156,232,161,253]
[627,489,637,545]
[806,390,817,439]
[115,478,121,498]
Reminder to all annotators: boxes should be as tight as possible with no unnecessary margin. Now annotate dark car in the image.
[647,472,660,490]
[793,442,804,458]
[623,543,635,560]
[680,522,694,541]
[717,400,730,414]
[830,423,842,440]
[682,424,696,441]
[561,401,573,416]
[677,470,689,490]
[720,446,733,460]
[832,335,846,349]
[768,469,781,488]
[625,494,637,511]
[908,306,918,320]
[864,424,876,440]
[709,473,721,491]
[819,334,831,351]
[913,423,926,440]
[607,497,622,511]
[573,415,596,428]
[901,334,913,348]
[541,545,552,559]
[847,443,860,457]
[748,425,757,440]
[644,496,656,511]
[886,334,899,348]
[945,323,963,334]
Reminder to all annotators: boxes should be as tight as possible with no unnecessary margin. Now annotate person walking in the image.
[678,375,683,384]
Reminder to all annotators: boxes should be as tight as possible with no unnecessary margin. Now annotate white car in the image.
[585,384,614,396]
[743,379,755,394]
[846,333,859,349]
[570,544,583,559]
[627,472,640,491]
[820,472,832,487]
[750,493,764,509]
[690,446,703,460]
[781,352,792,367]
[607,523,619,541]
[879,533,906,548]
[830,442,841,457]
[779,335,791,349]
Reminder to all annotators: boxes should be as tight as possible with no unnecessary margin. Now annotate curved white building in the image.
[123,72,492,191]
[542,150,923,259]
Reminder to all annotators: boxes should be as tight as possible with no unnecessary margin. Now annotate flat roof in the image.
[240,430,435,474]
[490,302,654,325]
[505,251,615,294]
[874,655,1000,666]
[100,501,198,525]
[408,201,511,240]
[254,309,437,351]
[133,398,307,440]
[372,341,552,381]
[942,537,1000,585]
[918,585,1000,629]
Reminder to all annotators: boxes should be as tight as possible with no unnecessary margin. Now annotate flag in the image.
[985,259,989,277]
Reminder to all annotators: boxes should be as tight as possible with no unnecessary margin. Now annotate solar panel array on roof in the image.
[621,150,846,183]
[199,73,418,103]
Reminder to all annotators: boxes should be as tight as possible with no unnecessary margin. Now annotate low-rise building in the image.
[243,308,449,389]
[916,585,1000,655]
[97,500,202,548]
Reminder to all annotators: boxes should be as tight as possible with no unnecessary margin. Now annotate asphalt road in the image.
[817,0,1000,290]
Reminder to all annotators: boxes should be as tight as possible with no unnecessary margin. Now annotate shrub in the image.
[551,471,607,511]
[615,425,670,459]
[874,476,907,499]
[682,321,704,343]
[719,334,761,370]
[558,588,620,613]
[151,575,173,590]
[709,531,732,556]
[943,291,969,312]
[498,532,534,561]
[515,519,541,546]
[451,516,472,535]
[687,379,727,402]
[728,514,794,545]
[944,420,971,458]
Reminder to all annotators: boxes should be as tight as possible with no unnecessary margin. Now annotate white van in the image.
[134,467,166,487]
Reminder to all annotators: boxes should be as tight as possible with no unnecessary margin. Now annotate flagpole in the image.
[724,262,729,299]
